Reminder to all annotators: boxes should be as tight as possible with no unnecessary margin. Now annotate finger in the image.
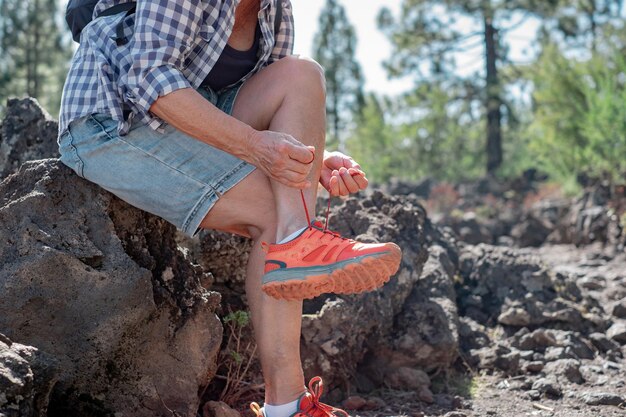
[347,167,366,178]
[287,143,315,164]
[342,156,360,169]
[335,171,349,196]
[353,173,369,190]
[320,168,333,190]
[284,158,312,175]
[330,172,340,196]
[324,153,347,171]
[340,169,360,193]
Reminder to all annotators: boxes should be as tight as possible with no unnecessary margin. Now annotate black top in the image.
[202,24,262,91]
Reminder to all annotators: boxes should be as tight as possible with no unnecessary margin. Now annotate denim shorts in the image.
[58,85,256,237]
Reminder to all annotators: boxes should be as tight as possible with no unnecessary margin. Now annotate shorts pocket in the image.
[89,113,119,138]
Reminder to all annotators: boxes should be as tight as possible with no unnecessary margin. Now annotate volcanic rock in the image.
[0,159,222,417]
[0,98,59,179]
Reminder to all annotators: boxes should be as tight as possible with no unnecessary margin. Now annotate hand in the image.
[319,151,369,196]
[246,130,315,189]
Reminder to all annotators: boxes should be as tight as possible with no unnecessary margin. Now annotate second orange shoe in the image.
[261,220,401,300]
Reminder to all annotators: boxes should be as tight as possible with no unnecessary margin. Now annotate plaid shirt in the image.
[59,0,294,137]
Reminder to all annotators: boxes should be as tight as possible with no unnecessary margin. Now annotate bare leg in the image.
[231,56,326,241]
[246,231,306,404]
[200,56,326,404]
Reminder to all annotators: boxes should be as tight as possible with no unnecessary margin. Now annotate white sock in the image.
[277,226,307,244]
[263,399,299,417]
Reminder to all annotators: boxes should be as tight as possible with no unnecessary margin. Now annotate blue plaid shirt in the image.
[59,0,294,137]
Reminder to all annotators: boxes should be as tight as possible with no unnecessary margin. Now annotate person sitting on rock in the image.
[57,0,401,416]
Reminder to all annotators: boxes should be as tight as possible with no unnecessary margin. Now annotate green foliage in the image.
[0,0,72,116]
[528,42,626,184]
[546,0,623,50]
[346,87,485,183]
[345,94,398,182]
[377,0,527,176]
[223,310,250,327]
[373,0,623,179]
[430,371,481,398]
[213,309,259,406]
[401,83,485,181]
[313,0,365,148]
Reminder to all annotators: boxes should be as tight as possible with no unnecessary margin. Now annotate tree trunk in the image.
[25,0,35,96]
[332,75,341,149]
[484,11,502,175]
[33,0,40,97]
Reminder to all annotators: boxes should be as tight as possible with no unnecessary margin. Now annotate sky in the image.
[290,0,541,96]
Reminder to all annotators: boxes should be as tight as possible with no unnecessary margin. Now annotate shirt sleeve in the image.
[269,0,294,63]
[120,0,205,114]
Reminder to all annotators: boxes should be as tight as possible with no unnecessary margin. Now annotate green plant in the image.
[430,370,481,398]
[215,310,261,406]
[528,42,626,186]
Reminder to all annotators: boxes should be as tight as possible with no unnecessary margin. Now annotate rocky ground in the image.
[344,243,626,417]
[1,98,625,417]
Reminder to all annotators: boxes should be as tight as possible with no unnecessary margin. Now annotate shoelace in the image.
[299,189,344,239]
[299,376,350,417]
[250,402,263,416]
[249,377,349,417]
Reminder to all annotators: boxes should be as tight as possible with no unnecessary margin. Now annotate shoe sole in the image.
[261,243,402,301]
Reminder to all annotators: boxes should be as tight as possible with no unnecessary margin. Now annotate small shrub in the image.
[202,309,261,409]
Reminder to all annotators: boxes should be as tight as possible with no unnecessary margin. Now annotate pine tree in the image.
[0,0,72,115]
[549,0,623,51]
[378,0,622,176]
[378,1,556,175]
[313,0,365,149]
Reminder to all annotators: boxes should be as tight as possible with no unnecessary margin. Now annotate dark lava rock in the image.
[0,98,59,179]
[527,389,541,400]
[457,244,553,325]
[470,344,520,373]
[514,329,558,351]
[612,299,626,318]
[531,377,562,398]
[543,359,584,384]
[580,391,625,406]
[298,192,444,390]
[510,215,552,247]
[525,361,544,373]
[458,316,491,351]
[0,334,59,417]
[439,212,493,245]
[607,322,626,345]
[589,333,621,353]
[0,160,222,417]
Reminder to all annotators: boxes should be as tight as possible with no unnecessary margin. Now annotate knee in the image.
[247,222,274,242]
[275,56,326,101]
[246,201,277,241]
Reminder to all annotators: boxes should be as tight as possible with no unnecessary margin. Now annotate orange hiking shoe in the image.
[261,220,401,300]
[250,376,349,417]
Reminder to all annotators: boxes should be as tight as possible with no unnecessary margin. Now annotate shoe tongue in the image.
[310,220,325,230]
[298,392,314,410]
[296,393,325,417]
